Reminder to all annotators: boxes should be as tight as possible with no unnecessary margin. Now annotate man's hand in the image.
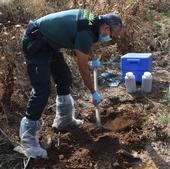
[91,58,101,69]
[91,91,101,106]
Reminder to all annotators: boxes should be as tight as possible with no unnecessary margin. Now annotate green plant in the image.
[156,130,168,142]
[146,0,154,20]
[162,86,170,106]
[159,115,169,125]
[165,8,170,17]
[144,103,150,111]
[153,21,162,37]
[159,86,170,125]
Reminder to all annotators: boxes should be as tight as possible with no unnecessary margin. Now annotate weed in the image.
[162,86,170,111]
[144,103,150,111]
[153,21,162,37]
[165,8,170,17]
[156,130,169,142]
[159,115,169,125]
[158,86,170,127]
[155,126,169,142]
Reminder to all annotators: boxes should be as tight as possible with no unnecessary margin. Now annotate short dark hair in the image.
[100,13,123,32]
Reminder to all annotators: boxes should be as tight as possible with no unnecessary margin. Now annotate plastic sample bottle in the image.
[125,72,136,93]
[141,72,152,93]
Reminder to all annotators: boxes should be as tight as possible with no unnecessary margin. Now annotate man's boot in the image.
[19,117,47,158]
[52,94,84,131]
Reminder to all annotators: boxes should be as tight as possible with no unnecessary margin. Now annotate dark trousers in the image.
[22,24,72,120]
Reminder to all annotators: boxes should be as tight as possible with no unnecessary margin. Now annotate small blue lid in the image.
[121,53,152,58]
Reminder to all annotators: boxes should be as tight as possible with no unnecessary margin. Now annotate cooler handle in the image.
[127,59,140,64]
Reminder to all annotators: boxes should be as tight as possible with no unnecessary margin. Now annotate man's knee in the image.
[55,69,72,95]
[34,83,51,102]
[39,84,51,96]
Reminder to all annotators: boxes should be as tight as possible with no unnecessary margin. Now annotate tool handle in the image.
[93,69,98,91]
[95,107,102,128]
[93,69,102,128]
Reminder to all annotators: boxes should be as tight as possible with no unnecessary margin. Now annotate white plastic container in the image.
[125,72,136,93]
[141,72,152,93]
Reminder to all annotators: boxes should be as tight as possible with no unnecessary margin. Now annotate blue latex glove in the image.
[91,91,101,106]
[91,58,101,69]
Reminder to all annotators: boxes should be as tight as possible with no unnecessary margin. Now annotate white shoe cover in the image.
[52,95,84,131]
[19,117,47,158]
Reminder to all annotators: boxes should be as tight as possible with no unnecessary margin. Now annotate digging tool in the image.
[93,69,102,128]
[23,157,34,169]
[14,146,34,169]
[57,132,61,148]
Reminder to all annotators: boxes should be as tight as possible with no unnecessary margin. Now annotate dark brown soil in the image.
[28,101,145,169]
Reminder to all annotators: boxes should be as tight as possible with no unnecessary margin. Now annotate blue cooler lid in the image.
[120,53,152,71]
[121,53,152,59]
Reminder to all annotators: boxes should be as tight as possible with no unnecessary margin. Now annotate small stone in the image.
[89,163,93,168]
[79,3,83,7]
[3,32,9,35]
[11,36,15,40]
[1,57,5,60]
[113,162,119,167]
[15,24,21,28]
[59,154,64,160]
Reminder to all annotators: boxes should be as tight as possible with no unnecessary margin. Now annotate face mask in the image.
[99,35,112,43]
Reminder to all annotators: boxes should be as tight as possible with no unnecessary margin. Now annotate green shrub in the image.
[165,8,170,17]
